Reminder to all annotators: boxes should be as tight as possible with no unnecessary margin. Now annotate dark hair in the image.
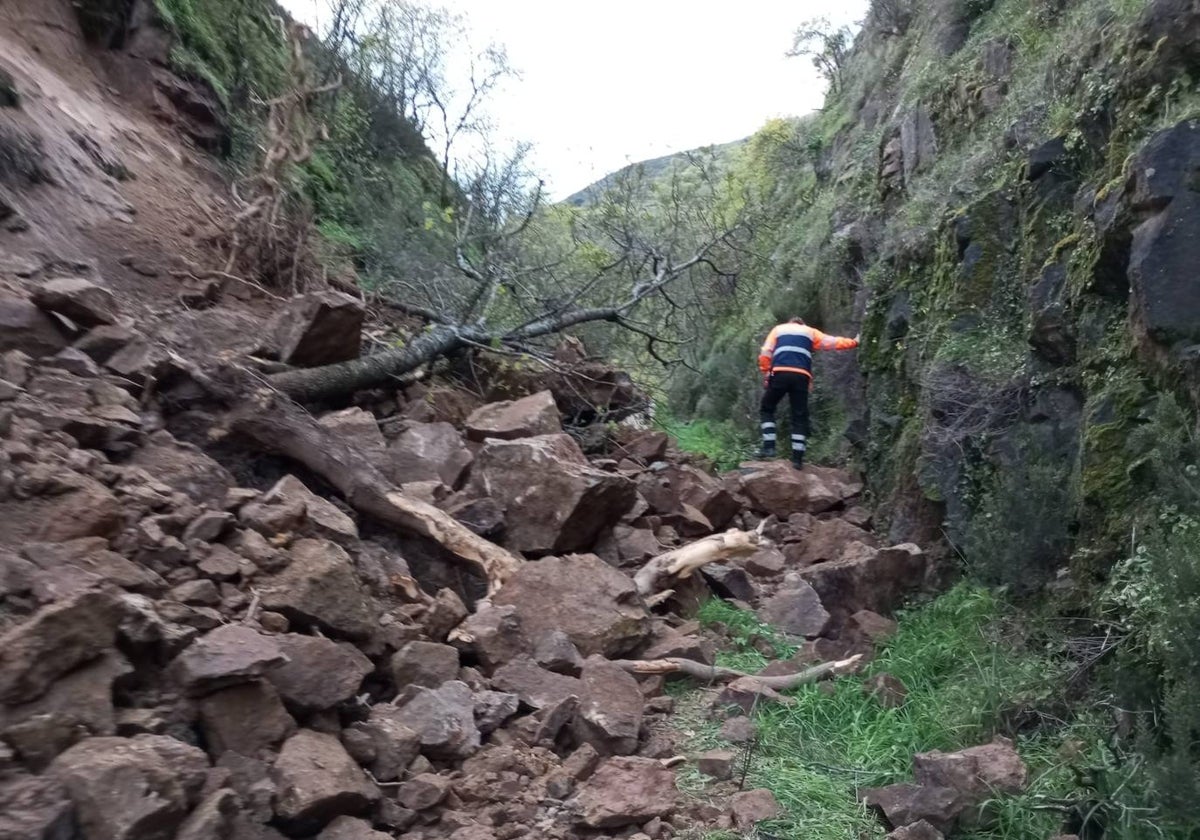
[788,316,805,324]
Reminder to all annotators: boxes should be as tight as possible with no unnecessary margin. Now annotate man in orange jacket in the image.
[757,317,859,469]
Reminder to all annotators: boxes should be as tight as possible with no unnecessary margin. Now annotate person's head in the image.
[788,316,805,325]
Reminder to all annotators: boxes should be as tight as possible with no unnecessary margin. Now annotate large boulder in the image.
[385,422,473,488]
[756,580,831,638]
[0,589,123,705]
[468,435,635,553]
[572,756,677,828]
[272,291,365,367]
[913,737,1028,814]
[492,553,648,657]
[259,538,377,639]
[859,784,962,834]
[50,735,209,840]
[791,518,880,565]
[638,465,739,530]
[266,634,374,713]
[572,656,643,755]
[169,624,287,697]
[465,390,562,441]
[32,277,119,327]
[0,295,68,357]
[391,680,480,759]
[798,544,928,625]
[272,730,380,829]
[730,462,861,517]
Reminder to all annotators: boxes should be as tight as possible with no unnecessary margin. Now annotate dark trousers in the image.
[759,371,809,456]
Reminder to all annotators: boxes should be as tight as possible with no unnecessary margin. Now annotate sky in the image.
[280,1,868,199]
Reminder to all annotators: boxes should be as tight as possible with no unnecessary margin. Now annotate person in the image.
[756,317,859,469]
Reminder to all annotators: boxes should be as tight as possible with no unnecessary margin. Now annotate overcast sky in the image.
[280,1,867,199]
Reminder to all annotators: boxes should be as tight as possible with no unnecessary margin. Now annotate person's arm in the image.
[758,326,779,372]
[810,328,859,351]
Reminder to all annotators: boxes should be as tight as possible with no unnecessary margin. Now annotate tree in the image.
[787,18,855,93]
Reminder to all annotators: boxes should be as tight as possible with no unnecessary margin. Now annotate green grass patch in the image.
[675,586,1173,839]
[659,416,756,472]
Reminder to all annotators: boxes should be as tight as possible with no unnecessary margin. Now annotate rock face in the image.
[573,756,677,828]
[468,435,636,554]
[465,390,562,441]
[272,730,380,828]
[273,291,365,367]
[492,554,648,657]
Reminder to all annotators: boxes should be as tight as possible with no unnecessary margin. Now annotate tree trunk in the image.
[229,382,521,593]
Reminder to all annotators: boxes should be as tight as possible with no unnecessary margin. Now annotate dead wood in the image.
[609,655,863,689]
[633,528,765,597]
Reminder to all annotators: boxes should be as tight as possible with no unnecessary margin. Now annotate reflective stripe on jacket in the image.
[757,323,858,378]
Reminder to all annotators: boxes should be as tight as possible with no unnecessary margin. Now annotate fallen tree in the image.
[610,655,864,689]
[634,528,765,601]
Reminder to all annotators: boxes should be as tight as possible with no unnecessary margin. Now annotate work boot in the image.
[791,451,805,470]
[755,443,776,460]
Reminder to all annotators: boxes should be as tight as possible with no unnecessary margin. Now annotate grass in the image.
[674,586,1175,839]
[659,416,756,472]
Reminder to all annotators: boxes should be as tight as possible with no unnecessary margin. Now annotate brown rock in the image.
[864,672,908,708]
[573,756,677,828]
[534,629,584,675]
[731,788,782,829]
[355,706,420,781]
[851,609,900,642]
[390,641,460,689]
[455,605,530,670]
[318,408,386,451]
[641,627,715,665]
[318,816,394,840]
[0,295,68,357]
[714,677,791,714]
[491,656,583,710]
[198,681,297,757]
[260,538,377,639]
[422,588,469,641]
[36,478,122,542]
[75,324,135,362]
[465,390,562,442]
[392,680,481,759]
[267,634,373,712]
[265,476,358,544]
[216,752,276,823]
[32,277,119,327]
[386,422,473,488]
[273,291,365,367]
[696,749,736,780]
[397,773,450,810]
[719,715,757,744]
[573,655,643,755]
[610,525,661,565]
[442,495,505,538]
[743,546,786,576]
[169,579,221,606]
[887,820,945,840]
[0,773,75,840]
[127,433,234,505]
[22,537,165,597]
[473,690,519,734]
[859,783,962,834]
[798,542,928,626]
[732,462,861,517]
[492,553,648,657]
[618,430,669,464]
[756,581,831,638]
[794,518,880,565]
[468,436,636,554]
[912,736,1028,800]
[170,624,287,697]
[272,730,379,827]
[174,788,241,840]
[0,589,122,704]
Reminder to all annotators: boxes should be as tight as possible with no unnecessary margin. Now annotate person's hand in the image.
[853,333,861,344]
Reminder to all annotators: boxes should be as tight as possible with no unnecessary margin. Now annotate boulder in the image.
[662,465,740,530]
[701,563,757,604]
[696,749,736,780]
[756,581,831,638]
[272,730,379,828]
[198,681,297,757]
[0,652,130,770]
[386,422,473,488]
[743,546,786,577]
[0,295,68,357]
[465,390,562,442]
[730,788,781,829]
[0,589,122,704]
[609,525,661,566]
[858,784,962,834]
[174,789,240,840]
[798,544,928,625]
[641,626,716,665]
[617,430,669,464]
[264,476,358,544]
[273,291,365,367]
[490,656,583,710]
[573,756,677,828]
[714,677,792,714]
[318,816,394,840]
[267,634,374,712]
[492,553,648,657]
[32,278,119,327]
[355,706,420,781]
[731,462,861,517]
[260,538,377,639]
[455,605,530,670]
[318,408,386,451]
[50,735,208,840]
[534,629,584,675]
[22,537,165,598]
[793,518,880,565]
[468,435,636,554]
[0,773,75,840]
[127,435,233,505]
[35,478,122,542]
[397,773,450,811]
[390,641,460,689]
[392,680,480,759]
[573,656,643,755]
[472,690,519,734]
[423,588,470,641]
[887,819,945,839]
[850,610,900,643]
[912,737,1028,802]
[170,624,287,697]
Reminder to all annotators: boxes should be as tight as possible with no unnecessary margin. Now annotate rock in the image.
[731,463,860,517]
[662,465,740,530]
[318,408,386,451]
[0,295,68,357]
[22,537,165,597]
[465,390,562,442]
[386,422,473,488]
[170,624,287,697]
[75,324,135,362]
[719,715,757,744]
[859,784,962,834]
[267,634,373,712]
[183,511,235,543]
[696,749,736,780]
[264,476,358,544]
[794,518,880,566]
[714,677,791,714]
[473,690,520,734]
[392,680,480,759]
[641,627,715,665]
[492,553,647,657]
[216,752,276,823]
[169,579,220,606]
[0,773,75,840]
[701,564,757,604]
[32,278,119,327]
[358,705,422,781]
[573,756,677,828]
[743,546,786,577]
[609,525,661,566]
[50,735,208,840]
[390,641,460,689]
[798,544,928,626]
[260,538,377,639]
[198,681,297,757]
[491,656,583,710]
[442,496,505,538]
[618,430,669,464]
[273,291,365,367]
[573,655,643,755]
[272,730,379,828]
[850,610,899,642]
[756,582,831,638]
[912,737,1028,802]
[0,589,122,704]
[455,605,530,670]
[318,816,393,840]
[534,629,584,675]
[887,820,946,840]
[864,673,908,708]
[730,788,781,829]
[397,773,450,810]
[128,435,234,505]
[36,478,123,542]
[422,588,469,641]
[468,435,636,554]
[174,788,240,840]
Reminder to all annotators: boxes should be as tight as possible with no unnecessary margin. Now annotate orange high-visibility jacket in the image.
[758,323,858,380]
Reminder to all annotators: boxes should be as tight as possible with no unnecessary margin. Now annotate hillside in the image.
[561,138,748,207]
